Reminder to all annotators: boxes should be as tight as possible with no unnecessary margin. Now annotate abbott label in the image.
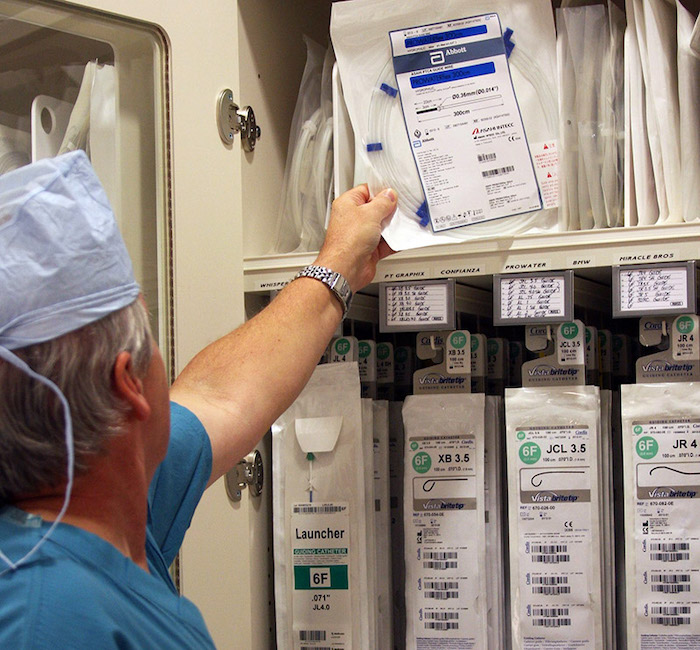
[292,503,351,649]
[390,13,541,232]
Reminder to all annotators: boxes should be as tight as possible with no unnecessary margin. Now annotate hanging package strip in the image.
[360,399,378,649]
[402,393,487,649]
[388,401,406,650]
[272,363,371,650]
[505,387,605,649]
[484,396,506,649]
[330,0,559,252]
[621,383,700,647]
[372,400,393,649]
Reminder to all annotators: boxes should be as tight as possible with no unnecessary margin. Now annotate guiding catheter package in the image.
[330,0,560,251]
[272,362,370,649]
[402,393,487,648]
[621,383,700,647]
[505,386,605,649]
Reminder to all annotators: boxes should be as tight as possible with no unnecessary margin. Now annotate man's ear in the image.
[113,351,151,421]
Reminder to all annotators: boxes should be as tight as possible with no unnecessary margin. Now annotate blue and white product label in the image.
[292,503,351,649]
[389,14,542,232]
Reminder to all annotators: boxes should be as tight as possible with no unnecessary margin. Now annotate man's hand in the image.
[314,185,396,292]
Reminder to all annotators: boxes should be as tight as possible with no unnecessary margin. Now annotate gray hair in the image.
[0,299,154,502]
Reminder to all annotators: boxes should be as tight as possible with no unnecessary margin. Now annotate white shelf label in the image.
[382,280,454,329]
[619,267,689,313]
[497,274,568,323]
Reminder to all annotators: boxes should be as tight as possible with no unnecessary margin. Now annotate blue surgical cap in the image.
[0,150,140,350]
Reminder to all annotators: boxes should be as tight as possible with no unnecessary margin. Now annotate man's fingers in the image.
[362,187,397,224]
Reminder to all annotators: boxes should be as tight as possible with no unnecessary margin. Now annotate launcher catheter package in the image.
[505,386,605,649]
[402,393,487,648]
[272,362,370,649]
[621,383,700,647]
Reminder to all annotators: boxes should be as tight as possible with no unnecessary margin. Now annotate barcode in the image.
[532,576,568,585]
[482,165,514,178]
[533,618,572,628]
[425,591,459,600]
[650,552,690,562]
[652,606,692,616]
[532,554,570,564]
[532,544,568,554]
[478,152,497,163]
[425,581,459,590]
[424,561,458,570]
[425,612,459,621]
[651,543,690,551]
[652,617,691,626]
[299,630,326,641]
[424,551,458,559]
[533,586,571,595]
[650,574,691,593]
[533,607,569,617]
[293,505,344,514]
[425,622,459,630]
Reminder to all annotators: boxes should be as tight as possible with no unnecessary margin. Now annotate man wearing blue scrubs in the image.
[0,151,396,647]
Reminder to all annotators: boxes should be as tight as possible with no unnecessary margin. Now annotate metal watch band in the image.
[294,265,352,318]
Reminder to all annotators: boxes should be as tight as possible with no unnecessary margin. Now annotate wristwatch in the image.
[294,265,352,318]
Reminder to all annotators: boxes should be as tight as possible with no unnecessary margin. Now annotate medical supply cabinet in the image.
[1,0,698,647]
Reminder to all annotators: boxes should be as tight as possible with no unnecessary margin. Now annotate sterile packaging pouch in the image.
[505,386,605,649]
[271,37,325,254]
[372,400,393,649]
[402,393,487,649]
[330,0,560,252]
[621,382,700,647]
[625,2,660,226]
[272,362,371,649]
[677,0,700,223]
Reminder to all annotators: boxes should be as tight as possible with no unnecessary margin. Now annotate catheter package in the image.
[621,383,700,647]
[330,0,559,252]
[361,399,378,648]
[272,362,371,649]
[402,393,487,648]
[505,386,605,649]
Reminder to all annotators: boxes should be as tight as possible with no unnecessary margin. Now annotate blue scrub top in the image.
[0,402,216,649]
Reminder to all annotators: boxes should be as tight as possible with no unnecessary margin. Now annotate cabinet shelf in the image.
[244,221,700,293]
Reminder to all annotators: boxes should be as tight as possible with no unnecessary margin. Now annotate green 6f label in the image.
[636,436,658,460]
[561,322,579,339]
[335,338,351,356]
[676,316,695,335]
[519,441,541,465]
[450,332,467,349]
[412,452,432,473]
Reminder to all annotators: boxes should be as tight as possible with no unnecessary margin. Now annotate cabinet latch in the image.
[225,449,264,502]
[216,88,261,151]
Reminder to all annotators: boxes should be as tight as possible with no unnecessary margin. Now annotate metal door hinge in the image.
[217,89,261,151]
[225,449,264,502]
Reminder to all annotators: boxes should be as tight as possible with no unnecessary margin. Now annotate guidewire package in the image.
[621,383,700,646]
[331,0,559,251]
[505,386,605,649]
[272,362,372,649]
